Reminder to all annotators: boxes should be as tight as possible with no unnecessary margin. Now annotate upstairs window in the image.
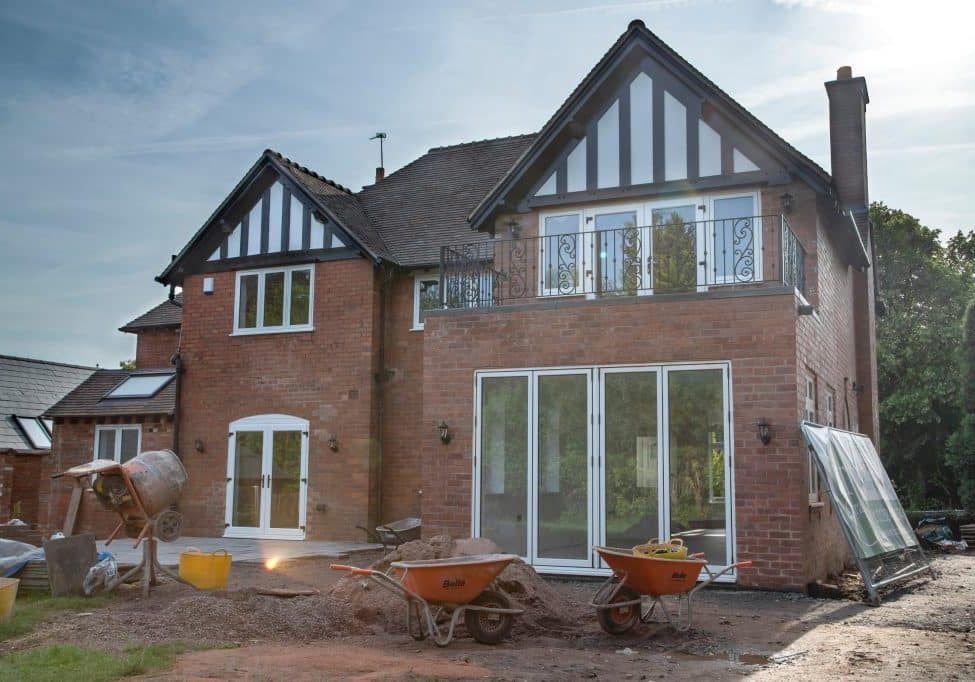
[804,374,820,501]
[95,425,141,464]
[413,276,440,330]
[234,265,314,334]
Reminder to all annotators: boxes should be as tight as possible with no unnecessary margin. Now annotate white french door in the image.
[474,363,735,576]
[225,414,309,539]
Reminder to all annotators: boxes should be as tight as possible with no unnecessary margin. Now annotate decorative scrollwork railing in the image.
[440,214,805,309]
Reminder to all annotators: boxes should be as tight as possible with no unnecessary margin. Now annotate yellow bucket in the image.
[178,548,232,589]
[0,577,19,624]
[632,538,688,560]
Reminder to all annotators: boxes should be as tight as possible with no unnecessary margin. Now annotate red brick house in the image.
[47,20,877,590]
[0,355,94,537]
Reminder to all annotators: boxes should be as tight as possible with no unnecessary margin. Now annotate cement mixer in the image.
[60,449,187,546]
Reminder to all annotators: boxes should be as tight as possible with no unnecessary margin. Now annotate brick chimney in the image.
[375,166,385,182]
[825,66,870,210]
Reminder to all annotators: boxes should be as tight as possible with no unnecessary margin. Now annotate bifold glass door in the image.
[475,364,732,573]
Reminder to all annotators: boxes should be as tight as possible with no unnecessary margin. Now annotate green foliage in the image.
[0,642,196,682]
[118,359,135,369]
[946,298,975,510]
[872,202,973,507]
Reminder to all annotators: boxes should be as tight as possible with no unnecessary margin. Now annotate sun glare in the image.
[265,556,280,571]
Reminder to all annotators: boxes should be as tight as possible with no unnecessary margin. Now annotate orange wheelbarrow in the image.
[331,553,523,646]
[590,546,752,633]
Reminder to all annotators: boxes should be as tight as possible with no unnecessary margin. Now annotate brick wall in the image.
[40,416,175,538]
[175,258,381,540]
[379,271,428,522]
[134,327,180,368]
[0,452,44,524]
[421,290,810,589]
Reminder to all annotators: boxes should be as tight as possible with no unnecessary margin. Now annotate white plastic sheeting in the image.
[800,423,917,559]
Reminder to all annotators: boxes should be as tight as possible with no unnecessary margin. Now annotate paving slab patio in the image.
[98,536,381,566]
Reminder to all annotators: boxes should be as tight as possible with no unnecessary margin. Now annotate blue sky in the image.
[1,0,972,368]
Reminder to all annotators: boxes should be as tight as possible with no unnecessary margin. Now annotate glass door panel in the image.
[269,431,302,529]
[232,431,263,528]
[666,368,727,565]
[711,196,757,284]
[603,371,659,548]
[536,373,590,561]
[479,375,529,556]
[651,205,698,293]
[541,213,588,295]
[594,211,642,295]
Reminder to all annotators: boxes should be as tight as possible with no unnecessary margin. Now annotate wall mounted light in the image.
[328,435,339,452]
[507,219,522,240]
[756,419,772,446]
[851,381,865,397]
[438,421,452,445]
[194,439,205,453]
[780,193,795,214]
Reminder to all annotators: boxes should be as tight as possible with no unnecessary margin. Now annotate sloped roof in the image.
[469,19,834,230]
[0,355,95,451]
[267,151,393,261]
[357,135,536,267]
[45,368,176,418]
[119,294,183,332]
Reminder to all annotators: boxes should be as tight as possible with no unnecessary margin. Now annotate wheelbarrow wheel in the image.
[597,586,640,635]
[464,589,513,645]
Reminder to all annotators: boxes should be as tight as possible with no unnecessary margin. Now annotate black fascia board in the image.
[468,23,833,232]
[158,152,381,287]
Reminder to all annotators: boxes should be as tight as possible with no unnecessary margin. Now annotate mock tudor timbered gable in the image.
[470,20,833,231]
[158,150,382,287]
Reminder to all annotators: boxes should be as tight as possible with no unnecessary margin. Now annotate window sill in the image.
[808,500,825,509]
[410,325,425,332]
[231,326,314,337]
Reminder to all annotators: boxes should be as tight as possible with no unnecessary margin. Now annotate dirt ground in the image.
[4,546,974,681]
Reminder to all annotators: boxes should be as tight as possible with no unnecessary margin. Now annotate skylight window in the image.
[106,373,175,399]
[15,416,51,449]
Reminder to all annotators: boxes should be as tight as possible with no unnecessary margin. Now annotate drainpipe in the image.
[375,263,395,526]
[170,349,182,455]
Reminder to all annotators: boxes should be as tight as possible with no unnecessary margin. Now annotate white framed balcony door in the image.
[474,363,735,577]
[225,414,309,540]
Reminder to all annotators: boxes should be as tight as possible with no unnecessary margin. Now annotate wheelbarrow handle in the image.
[736,560,753,568]
[329,564,374,576]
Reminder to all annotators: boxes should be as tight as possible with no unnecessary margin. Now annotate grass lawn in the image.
[0,592,113,641]
[1,591,215,680]
[0,642,199,682]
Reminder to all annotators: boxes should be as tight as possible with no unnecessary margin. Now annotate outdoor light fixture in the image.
[757,419,772,445]
[507,219,521,239]
[328,435,339,452]
[780,193,794,214]
[438,421,452,444]
[194,439,205,453]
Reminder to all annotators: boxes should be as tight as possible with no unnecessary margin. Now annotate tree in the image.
[872,203,972,507]
[119,359,136,369]
[946,298,975,510]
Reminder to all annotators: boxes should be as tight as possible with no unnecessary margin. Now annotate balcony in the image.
[440,214,806,309]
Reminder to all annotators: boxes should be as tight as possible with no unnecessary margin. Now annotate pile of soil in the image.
[328,536,579,635]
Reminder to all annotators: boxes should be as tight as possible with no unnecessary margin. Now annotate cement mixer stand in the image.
[54,451,191,598]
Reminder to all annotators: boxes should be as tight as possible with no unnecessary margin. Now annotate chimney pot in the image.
[375,167,385,182]
[837,65,852,80]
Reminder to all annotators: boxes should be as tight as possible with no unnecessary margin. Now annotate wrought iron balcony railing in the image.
[439,214,806,309]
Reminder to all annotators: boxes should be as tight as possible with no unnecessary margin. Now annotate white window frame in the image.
[538,210,592,297]
[705,190,763,286]
[93,425,142,464]
[535,192,761,299]
[412,272,440,331]
[472,361,736,580]
[232,264,315,336]
[224,413,309,540]
[804,374,820,502]
[826,390,835,428]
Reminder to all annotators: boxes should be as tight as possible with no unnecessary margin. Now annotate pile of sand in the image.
[328,536,578,635]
